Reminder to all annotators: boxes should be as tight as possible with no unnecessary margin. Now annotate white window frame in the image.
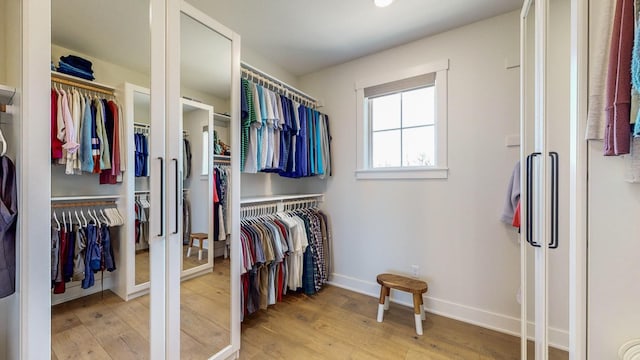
[201,127,208,177]
[355,59,449,180]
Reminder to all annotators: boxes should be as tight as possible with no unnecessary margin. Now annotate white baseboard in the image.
[328,273,568,351]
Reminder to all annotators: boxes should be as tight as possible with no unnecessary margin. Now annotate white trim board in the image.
[51,276,115,306]
[328,273,569,351]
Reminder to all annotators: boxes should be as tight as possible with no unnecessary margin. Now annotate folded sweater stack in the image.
[57,55,95,81]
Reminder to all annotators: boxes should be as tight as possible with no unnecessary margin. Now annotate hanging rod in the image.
[241,62,319,108]
[51,71,115,96]
[51,200,117,209]
[134,122,150,128]
[214,155,231,163]
[51,195,121,202]
[240,193,324,206]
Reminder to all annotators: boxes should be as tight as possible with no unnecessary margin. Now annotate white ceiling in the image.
[52,0,522,95]
[188,0,523,76]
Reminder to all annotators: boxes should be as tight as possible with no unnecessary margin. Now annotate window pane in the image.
[402,86,435,127]
[371,93,401,131]
[372,130,401,168]
[201,131,208,176]
[402,126,435,167]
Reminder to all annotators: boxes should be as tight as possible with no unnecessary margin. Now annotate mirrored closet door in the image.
[49,0,159,359]
[164,2,241,359]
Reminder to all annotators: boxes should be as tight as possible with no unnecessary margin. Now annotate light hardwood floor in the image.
[52,260,568,360]
[134,245,210,285]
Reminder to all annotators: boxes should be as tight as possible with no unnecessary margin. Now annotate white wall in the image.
[0,0,6,83]
[298,10,558,342]
[242,46,299,88]
[588,144,640,357]
[51,44,230,114]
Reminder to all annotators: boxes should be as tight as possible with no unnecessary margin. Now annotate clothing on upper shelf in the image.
[56,55,95,81]
[51,87,126,183]
[0,156,17,299]
[240,208,331,320]
[134,133,149,177]
[51,219,116,294]
[240,78,332,178]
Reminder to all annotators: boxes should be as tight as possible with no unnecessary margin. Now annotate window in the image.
[201,126,209,177]
[355,60,449,180]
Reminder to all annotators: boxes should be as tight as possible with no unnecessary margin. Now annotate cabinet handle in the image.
[172,158,179,235]
[526,152,541,247]
[549,152,559,249]
[157,157,164,237]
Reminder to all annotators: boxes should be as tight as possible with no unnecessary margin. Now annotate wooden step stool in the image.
[187,233,207,261]
[376,273,429,335]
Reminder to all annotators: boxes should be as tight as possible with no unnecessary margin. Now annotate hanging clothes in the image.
[134,132,150,177]
[213,165,230,242]
[240,78,332,178]
[604,0,634,156]
[0,156,17,299]
[240,207,331,320]
[183,138,192,179]
[183,191,192,245]
[50,211,119,294]
[50,85,126,182]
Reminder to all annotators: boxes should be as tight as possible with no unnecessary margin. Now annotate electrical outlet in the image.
[411,265,419,278]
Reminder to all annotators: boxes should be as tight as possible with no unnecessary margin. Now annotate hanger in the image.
[106,208,123,226]
[62,211,68,231]
[53,211,61,231]
[87,208,99,226]
[95,209,107,226]
[80,209,88,227]
[0,127,8,157]
[100,209,112,226]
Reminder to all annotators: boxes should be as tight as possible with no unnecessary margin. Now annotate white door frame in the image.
[568,0,588,358]
[520,0,589,358]
[18,0,52,358]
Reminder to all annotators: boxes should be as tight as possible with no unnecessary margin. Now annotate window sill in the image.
[355,167,448,180]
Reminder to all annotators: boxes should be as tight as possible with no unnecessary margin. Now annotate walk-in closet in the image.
[6,0,640,359]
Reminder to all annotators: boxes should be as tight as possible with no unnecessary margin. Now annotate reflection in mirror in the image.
[50,1,152,359]
[180,10,232,358]
[181,100,213,272]
[134,90,151,285]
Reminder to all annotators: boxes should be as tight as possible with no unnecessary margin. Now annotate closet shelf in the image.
[240,193,324,205]
[51,195,122,202]
[0,84,16,113]
[214,113,230,121]
[51,71,116,96]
